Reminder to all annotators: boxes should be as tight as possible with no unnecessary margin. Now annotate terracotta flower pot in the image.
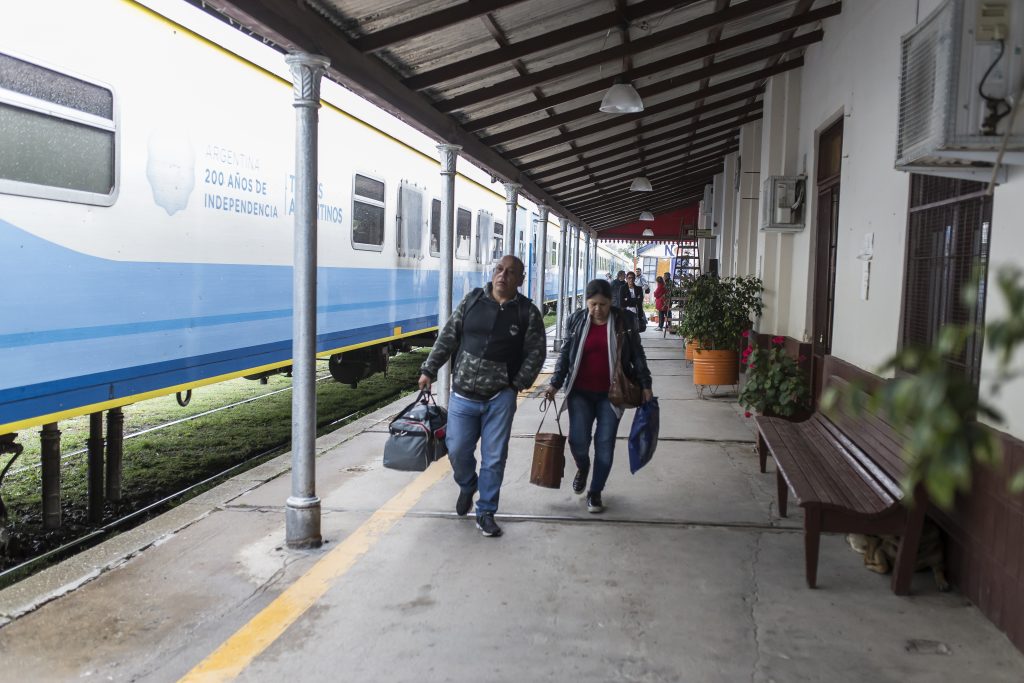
[693,349,739,386]
[685,340,699,361]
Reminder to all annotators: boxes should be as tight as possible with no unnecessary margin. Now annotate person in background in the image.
[622,271,646,331]
[605,271,614,282]
[653,276,669,330]
[611,270,627,308]
[634,267,650,293]
[418,255,546,538]
[544,279,653,512]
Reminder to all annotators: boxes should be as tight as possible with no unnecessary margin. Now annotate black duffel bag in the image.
[383,390,447,472]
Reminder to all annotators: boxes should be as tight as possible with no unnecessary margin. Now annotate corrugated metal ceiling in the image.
[193,0,842,233]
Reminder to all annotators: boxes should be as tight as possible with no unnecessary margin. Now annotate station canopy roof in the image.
[193,0,840,238]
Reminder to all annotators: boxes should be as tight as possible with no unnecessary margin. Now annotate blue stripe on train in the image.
[0,218,570,425]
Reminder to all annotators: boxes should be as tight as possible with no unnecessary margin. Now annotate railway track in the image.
[0,383,413,588]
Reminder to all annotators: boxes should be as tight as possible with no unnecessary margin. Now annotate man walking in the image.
[634,267,650,292]
[611,270,627,308]
[418,255,546,537]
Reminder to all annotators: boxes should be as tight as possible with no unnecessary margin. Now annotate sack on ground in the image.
[383,391,448,472]
[531,398,566,488]
[628,397,659,474]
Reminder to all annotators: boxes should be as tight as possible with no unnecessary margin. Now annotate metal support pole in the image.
[571,225,581,311]
[534,205,549,310]
[87,412,104,523]
[105,408,123,503]
[436,143,461,407]
[503,182,521,259]
[554,217,569,349]
[40,423,61,530]
[591,233,599,282]
[583,230,592,287]
[285,52,329,550]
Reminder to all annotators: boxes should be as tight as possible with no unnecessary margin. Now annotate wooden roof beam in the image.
[475,30,821,141]
[517,88,762,170]
[197,0,583,224]
[350,0,530,53]
[403,0,704,90]
[528,103,760,181]
[565,157,729,211]
[435,0,789,111]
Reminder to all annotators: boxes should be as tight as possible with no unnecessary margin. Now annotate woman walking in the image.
[544,279,653,513]
[653,276,669,330]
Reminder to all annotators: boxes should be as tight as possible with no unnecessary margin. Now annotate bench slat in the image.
[760,416,891,515]
[805,416,898,509]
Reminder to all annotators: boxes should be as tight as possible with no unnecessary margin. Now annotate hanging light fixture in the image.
[642,227,655,237]
[600,82,644,114]
[639,211,655,221]
[629,176,653,192]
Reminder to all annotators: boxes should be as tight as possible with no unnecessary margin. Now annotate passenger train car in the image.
[0,0,628,434]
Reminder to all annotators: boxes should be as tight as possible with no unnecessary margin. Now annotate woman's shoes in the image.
[572,467,589,495]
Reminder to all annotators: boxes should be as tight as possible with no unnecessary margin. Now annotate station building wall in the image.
[722,0,1024,650]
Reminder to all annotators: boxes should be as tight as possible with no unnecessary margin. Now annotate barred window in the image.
[492,222,504,261]
[901,174,992,387]
[0,52,116,205]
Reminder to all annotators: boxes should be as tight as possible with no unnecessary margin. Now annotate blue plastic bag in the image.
[628,397,660,474]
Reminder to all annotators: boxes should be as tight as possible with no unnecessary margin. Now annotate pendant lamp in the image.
[642,228,655,237]
[639,211,655,221]
[629,176,653,192]
[600,83,644,114]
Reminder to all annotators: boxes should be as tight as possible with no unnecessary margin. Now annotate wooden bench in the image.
[754,356,927,595]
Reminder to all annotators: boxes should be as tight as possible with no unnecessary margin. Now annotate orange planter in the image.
[685,340,699,361]
[692,349,739,386]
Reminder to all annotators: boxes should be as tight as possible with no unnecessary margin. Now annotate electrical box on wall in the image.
[895,0,1024,181]
[760,176,806,232]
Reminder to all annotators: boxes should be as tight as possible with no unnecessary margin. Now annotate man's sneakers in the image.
[476,513,503,537]
[586,491,604,513]
[572,466,589,495]
[456,486,476,516]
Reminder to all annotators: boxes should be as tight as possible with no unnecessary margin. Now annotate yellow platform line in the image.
[179,458,452,682]
[178,382,541,682]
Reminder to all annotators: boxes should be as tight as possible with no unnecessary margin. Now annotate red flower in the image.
[741,329,751,338]
[742,346,753,357]
[771,336,785,345]
[744,411,752,418]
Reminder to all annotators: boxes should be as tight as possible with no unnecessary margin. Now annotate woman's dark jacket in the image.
[549,307,653,394]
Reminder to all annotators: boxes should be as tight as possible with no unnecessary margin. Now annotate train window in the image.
[352,173,385,251]
[549,240,558,267]
[492,222,504,260]
[0,52,116,205]
[476,212,492,264]
[455,207,471,260]
[396,183,424,258]
[429,198,441,256]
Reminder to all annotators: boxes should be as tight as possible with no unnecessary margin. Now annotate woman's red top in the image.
[574,322,611,392]
[653,284,667,311]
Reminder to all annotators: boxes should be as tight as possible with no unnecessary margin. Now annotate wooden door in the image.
[811,119,843,402]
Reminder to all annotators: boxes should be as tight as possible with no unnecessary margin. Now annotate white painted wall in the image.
[757,0,1024,439]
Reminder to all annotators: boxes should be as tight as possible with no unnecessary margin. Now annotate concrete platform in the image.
[0,327,1022,682]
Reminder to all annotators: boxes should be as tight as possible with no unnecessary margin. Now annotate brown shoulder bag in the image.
[531,398,566,488]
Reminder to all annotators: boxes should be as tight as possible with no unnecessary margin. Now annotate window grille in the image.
[455,208,471,260]
[396,184,423,258]
[429,198,441,256]
[901,174,991,388]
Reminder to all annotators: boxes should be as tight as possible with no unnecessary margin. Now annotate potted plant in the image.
[738,335,811,419]
[681,274,764,386]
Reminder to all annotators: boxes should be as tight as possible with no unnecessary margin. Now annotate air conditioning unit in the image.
[895,0,1024,180]
[760,176,805,232]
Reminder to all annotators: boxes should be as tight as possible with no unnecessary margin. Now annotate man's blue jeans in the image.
[446,388,517,514]
[567,389,622,494]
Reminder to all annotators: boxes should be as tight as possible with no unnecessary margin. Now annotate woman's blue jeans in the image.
[567,389,622,494]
